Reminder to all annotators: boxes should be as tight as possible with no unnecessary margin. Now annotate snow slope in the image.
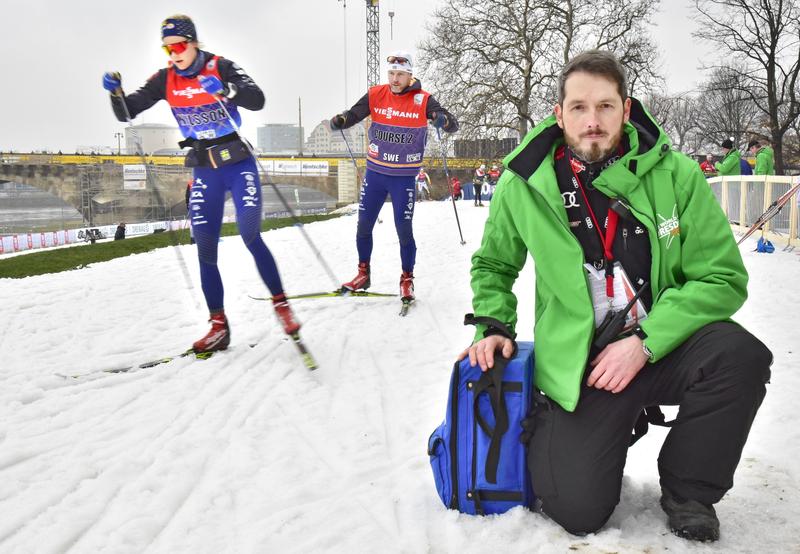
[1,201,798,553]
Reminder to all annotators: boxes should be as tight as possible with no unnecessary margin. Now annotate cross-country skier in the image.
[102,14,301,352]
[415,167,432,201]
[473,164,486,206]
[329,50,458,303]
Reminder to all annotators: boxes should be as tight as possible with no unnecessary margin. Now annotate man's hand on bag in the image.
[458,335,514,372]
[586,335,649,393]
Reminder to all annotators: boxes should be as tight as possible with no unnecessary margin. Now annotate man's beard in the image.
[565,123,625,163]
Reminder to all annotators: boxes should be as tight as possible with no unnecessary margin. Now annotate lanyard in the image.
[567,149,619,299]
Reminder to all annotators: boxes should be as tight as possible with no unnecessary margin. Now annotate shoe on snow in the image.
[273,293,301,335]
[193,311,230,353]
[341,262,371,292]
[400,271,415,301]
[660,487,720,542]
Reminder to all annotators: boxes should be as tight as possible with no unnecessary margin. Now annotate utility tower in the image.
[366,0,380,87]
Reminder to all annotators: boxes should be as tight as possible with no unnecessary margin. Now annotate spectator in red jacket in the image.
[699,154,716,177]
[451,176,462,200]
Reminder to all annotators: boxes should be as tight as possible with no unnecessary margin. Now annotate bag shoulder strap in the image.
[630,405,675,446]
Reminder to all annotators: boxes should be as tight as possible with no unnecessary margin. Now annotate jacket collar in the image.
[505,97,671,185]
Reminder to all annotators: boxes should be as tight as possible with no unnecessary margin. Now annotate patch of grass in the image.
[0,213,342,279]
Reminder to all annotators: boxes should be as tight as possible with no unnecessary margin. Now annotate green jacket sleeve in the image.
[715,151,739,175]
[640,164,748,360]
[470,178,529,341]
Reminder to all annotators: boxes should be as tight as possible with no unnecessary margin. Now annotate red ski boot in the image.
[341,262,371,292]
[400,271,415,301]
[273,293,301,335]
[193,311,230,353]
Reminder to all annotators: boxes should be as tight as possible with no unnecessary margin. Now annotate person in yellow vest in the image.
[329,51,459,301]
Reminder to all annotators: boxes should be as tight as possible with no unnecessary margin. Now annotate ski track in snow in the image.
[1,201,799,553]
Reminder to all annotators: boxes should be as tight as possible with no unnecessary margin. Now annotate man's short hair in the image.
[747,139,760,149]
[558,50,628,104]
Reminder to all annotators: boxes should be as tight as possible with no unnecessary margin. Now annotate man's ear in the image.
[554,104,564,129]
[623,97,631,124]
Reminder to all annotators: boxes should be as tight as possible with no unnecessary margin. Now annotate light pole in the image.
[338,0,348,108]
[114,132,123,155]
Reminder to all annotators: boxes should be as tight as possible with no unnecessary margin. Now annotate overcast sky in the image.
[0,0,711,153]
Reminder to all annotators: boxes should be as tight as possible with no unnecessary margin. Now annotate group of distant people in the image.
[700,138,775,178]
[415,162,503,206]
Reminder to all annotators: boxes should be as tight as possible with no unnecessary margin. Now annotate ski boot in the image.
[193,310,230,353]
[341,262,371,292]
[400,271,415,301]
[273,293,301,335]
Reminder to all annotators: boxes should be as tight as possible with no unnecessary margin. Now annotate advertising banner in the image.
[274,160,302,174]
[123,164,147,190]
[301,161,329,175]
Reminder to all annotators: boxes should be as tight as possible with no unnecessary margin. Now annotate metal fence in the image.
[708,175,800,247]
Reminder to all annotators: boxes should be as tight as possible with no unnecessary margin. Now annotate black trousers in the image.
[473,183,482,204]
[526,321,772,535]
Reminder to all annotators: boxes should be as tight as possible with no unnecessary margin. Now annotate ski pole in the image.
[212,98,340,289]
[340,129,381,224]
[436,127,466,245]
[117,93,200,310]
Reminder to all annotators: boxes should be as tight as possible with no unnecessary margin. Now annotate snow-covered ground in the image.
[1,201,798,553]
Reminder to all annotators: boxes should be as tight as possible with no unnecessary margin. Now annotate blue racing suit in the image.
[337,79,458,272]
[109,52,285,311]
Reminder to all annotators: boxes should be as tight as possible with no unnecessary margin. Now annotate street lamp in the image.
[114,132,123,155]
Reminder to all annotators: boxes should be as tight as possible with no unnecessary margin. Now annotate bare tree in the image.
[668,95,703,155]
[641,93,674,129]
[418,0,662,141]
[545,0,663,96]
[694,0,800,173]
[418,0,554,141]
[694,65,762,152]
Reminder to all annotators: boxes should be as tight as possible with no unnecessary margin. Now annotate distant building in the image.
[305,120,367,156]
[257,124,304,154]
[124,124,182,155]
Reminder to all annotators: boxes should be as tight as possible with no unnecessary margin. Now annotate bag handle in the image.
[464,313,518,484]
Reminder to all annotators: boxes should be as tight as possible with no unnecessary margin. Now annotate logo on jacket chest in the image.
[657,205,680,249]
[372,106,421,120]
[173,86,206,99]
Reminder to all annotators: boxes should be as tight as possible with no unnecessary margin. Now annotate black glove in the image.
[329,114,346,130]
[430,112,449,129]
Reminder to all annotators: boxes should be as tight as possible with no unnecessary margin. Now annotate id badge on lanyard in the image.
[584,262,649,331]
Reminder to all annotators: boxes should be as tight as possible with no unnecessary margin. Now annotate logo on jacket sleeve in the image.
[414,93,424,105]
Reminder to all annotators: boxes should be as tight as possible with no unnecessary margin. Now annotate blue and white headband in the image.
[161,17,197,41]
